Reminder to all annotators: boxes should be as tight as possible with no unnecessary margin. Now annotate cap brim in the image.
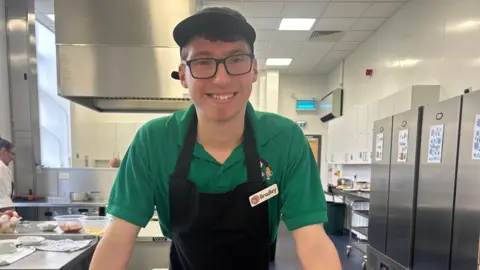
[173,12,256,49]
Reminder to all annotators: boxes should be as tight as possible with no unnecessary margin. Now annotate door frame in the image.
[305,134,322,170]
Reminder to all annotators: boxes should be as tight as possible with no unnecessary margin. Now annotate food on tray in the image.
[59,224,83,232]
[335,185,350,190]
[84,228,106,235]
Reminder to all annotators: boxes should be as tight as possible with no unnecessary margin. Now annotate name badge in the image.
[249,184,278,207]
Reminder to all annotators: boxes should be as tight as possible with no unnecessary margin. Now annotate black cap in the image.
[171,7,256,80]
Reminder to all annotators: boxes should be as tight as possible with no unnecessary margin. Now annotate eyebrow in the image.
[190,49,250,59]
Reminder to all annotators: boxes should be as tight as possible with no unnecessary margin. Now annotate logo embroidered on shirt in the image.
[259,159,273,181]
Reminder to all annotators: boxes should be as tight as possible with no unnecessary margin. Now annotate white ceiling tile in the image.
[340,31,374,42]
[256,30,276,41]
[296,42,336,59]
[351,17,386,30]
[248,18,281,30]
[241,2,284,17]
[313,18,358,31]
[331,0,373,1]
[333,42,361,51]
[268,42,303,57]
[314,59,342,74]
[323,50,353,60]
[362,2,404,18]
[281,2,328,18]
[322,3,372,18]
[273,31,311,41]
[254,41,270,55]
[203,1,243,12]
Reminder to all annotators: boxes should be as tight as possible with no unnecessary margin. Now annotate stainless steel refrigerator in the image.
[368,116,393,256]
[413,96,463,270]
[450,89,480,269]
[367,108,423,270]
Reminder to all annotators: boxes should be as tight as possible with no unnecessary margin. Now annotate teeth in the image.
[210,94,234,100]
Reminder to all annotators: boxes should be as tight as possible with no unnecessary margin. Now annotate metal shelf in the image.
[352,241,367,254]
[352,226,369,237]
[353,210,369,219]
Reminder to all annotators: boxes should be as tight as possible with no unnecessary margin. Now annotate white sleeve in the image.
[0,166,12,198]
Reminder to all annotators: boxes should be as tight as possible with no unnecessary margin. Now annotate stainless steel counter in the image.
[0,222,97,270]
[13,199,108,208]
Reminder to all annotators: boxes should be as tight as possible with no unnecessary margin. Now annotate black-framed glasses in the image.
[183,54,255,79]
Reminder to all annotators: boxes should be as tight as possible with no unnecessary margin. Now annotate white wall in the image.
[332,0,480,111]
[0,0,11,141]
[278,74,330,187]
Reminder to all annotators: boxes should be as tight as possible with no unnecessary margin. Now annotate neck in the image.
[197,111,245,150]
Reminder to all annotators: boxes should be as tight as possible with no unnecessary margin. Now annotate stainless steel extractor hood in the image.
[54,0,198,113]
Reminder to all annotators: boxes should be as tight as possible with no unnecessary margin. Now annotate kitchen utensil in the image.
[69,192,90,202]
[37,222,57,232]
[53,215,83,232]
[80,216,112,235]
[17,236,45,246]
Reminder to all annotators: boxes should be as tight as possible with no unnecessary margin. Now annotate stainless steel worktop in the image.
[0,222,97,270]
[13,199,108,207]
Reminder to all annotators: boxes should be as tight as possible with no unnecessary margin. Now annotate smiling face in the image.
[178,38,258,122]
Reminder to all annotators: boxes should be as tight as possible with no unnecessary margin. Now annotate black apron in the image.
[169,112,270,270]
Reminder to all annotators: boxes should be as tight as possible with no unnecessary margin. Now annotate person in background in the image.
[108,157,121,168]
[0,137,15,210]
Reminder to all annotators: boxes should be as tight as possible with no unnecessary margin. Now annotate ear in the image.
[178,64,188,89]
[252,58,259,83]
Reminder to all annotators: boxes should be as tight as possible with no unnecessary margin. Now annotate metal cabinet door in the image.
[451,90,480,270]
[386,107,422,268]
[413,96,462,270]
[369,116,393,253]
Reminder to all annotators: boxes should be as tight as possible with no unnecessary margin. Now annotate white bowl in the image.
[37,221,58,231]
[17,236,45,246]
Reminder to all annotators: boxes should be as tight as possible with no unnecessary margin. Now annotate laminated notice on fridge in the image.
[397,129,409,162]
[375,133,384,161]
[472,114,480,160]
[428,124,444,163]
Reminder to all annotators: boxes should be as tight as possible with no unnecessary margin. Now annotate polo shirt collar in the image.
[167,102,278,147]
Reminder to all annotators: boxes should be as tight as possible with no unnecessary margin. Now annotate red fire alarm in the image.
[366,69,373,77]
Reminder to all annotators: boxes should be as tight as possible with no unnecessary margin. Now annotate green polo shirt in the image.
[107,102,327,242]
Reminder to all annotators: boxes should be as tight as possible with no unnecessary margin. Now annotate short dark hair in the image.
[180,32,253,60]
[0,137,13,152]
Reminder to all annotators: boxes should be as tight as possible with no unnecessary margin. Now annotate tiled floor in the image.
[271,222,365,270]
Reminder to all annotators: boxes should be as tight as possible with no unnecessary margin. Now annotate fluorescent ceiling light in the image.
[47,14,55,21]
[446,20,480,32]
[266,58,292,66]
[279,18,315,31]
[386,59,421,68]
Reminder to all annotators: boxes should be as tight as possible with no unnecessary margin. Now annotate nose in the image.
[212,62,232,86]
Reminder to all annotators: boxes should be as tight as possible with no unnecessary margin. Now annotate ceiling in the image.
[33,0,408,75]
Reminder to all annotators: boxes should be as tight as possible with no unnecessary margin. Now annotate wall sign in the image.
[397,129,409,162]
[427,124,444,163]
[472,114,480,160]
[375,133,384,161]
[296,120,307,128]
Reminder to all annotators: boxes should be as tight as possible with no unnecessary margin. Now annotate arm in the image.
[280,125,341,270]
[293,224,341,270]
[90,218,140,270]
[90,126,154,270]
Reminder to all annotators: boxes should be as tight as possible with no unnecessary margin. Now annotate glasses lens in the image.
[189,58,217,79]
[225,55,252,75]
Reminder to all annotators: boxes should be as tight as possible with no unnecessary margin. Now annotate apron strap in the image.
[172,109,262,183]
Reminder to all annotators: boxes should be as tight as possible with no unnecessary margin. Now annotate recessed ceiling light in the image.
[47,14,55,21]
[279,18,316,31]
[266,58,292,66]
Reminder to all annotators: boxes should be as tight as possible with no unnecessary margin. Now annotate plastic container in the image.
[79,216,112,235]
[37,221,58,232]
[54,215,84,233]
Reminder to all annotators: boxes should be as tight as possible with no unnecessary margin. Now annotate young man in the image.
[90,7,341,270]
